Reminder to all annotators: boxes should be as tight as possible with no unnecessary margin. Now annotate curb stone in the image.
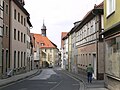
[0,69,42,88]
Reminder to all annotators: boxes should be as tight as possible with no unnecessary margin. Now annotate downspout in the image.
[92,9,99,80]
[9,0,11,69]
[97,14,102,80]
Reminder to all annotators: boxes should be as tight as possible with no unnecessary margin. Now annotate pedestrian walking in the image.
[86,64,94,83]
[36,64,38,69]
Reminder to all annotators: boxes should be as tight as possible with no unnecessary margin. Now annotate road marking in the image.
[50,80,63,90]
[30,69,56,80]
[47,82,57,84]
[72,84,80,86]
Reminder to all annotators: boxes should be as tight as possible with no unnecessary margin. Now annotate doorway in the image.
[93,54,97,79]
[2,49,4,74]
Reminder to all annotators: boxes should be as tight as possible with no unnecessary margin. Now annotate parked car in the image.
[48,64,53,68]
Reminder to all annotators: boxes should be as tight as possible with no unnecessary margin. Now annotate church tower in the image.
[41,21,47,37]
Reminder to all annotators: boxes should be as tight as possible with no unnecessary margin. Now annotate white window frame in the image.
[101,15,104,29]
[106,0,116,17]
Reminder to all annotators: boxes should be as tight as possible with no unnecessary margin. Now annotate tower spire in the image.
[43,19,45,26]
[41,20,47,37]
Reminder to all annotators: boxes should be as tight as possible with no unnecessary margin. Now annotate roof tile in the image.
[33,33,56,48]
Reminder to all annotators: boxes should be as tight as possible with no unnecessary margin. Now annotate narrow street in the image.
[0,68,84,90]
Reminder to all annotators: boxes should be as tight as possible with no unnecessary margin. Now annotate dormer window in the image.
[41,43,44,46]
[18,0,25,6]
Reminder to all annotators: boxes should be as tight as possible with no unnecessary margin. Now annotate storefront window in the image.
[105,36,120,78]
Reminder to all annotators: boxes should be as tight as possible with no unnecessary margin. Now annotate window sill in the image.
[106,11,115,19]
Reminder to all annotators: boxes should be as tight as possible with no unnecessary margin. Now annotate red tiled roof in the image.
[33,33,56,49]
[61,32,68,40]
[61,32,68,49]
[61,32,67,37]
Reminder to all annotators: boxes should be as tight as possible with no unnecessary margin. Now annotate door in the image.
[2,49,4,74]
[93,54,97,79]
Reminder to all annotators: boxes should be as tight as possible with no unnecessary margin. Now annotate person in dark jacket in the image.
[86,64,94,83]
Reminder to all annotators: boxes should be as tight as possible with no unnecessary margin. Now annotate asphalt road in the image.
[0,68,82,90]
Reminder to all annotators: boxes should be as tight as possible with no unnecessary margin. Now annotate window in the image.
[101,15,104,29]
[18,31,20,41]
[0,8,3,17]
[24,18,26,26]
[24,34,26,43]
[14,9,16,20]
[3,24,4,35]
[14,29,16,40]
[6,50,9,68]
[6,4,8,14]
[21,52,23,67]
[18,51,20,68]
[21,15,23,24]
[21,32,23,42]
[3,1,4,12]
[18,12,20,22]
[6,26,8,36]
[0,3,2,15]
[105,36,120,78]
[106,0,115,16]
[41,43,44,46]
[14,51,16,68]
[93,20,95,33]
[24,52,26,66]
[0,26,2,36]
[50,49,52,53]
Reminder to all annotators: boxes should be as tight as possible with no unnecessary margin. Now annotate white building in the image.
[62,36,68,70]
[34,40,40,68]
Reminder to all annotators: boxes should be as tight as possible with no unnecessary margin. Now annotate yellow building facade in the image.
[104,0,120,89]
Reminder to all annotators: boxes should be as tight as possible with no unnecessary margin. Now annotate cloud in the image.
[25,0,103,49]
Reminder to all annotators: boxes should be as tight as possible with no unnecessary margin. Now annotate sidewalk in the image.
[0,69,41,87]
[63,70,109,90]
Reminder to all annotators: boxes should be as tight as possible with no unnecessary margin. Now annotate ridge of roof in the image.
[94,1,103,9]
[74,1,103,32]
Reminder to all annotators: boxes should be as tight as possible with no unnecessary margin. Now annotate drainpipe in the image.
[97,14,102,80]
[9,0,11,69]
[92,9,98,80]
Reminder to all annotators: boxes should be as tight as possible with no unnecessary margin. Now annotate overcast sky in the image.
[24,0,103,49]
